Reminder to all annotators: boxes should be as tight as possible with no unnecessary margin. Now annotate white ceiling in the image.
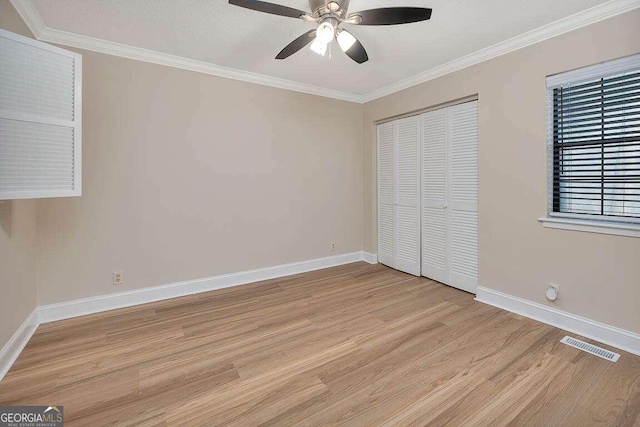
[28,0,612,96]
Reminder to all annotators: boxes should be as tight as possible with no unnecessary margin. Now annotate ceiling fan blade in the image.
[347,7,432,25]
[276,30,317,60]
[340,32,368,64]
[229,0,308,19]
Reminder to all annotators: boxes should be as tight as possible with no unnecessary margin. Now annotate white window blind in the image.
[0,29,82,200]
[547,54,640,224]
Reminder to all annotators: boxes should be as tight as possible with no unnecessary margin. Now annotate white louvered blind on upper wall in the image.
[0,29,82,200]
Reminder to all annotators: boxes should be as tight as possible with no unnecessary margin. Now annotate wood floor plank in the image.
[0,262,638,426]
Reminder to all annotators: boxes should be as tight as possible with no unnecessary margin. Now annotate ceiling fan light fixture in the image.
[310,38,328,56]
[337,30,356,52]
[316,21,335,44]
[228,0,433,64]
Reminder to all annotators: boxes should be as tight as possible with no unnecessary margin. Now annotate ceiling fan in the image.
[228,0,433,64]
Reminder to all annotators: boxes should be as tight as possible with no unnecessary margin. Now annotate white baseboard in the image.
[0,309,39,381]
[38,251,367,323]
[475,286,640,357]
[8,256,635,383]
[362,252,378,264]
[2,251,369,381]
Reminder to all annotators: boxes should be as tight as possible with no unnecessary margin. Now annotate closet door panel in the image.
[394,116,421,276]
[448,101,479,292]
[395,205,420,275]
[378,204,395,267]
[450,210,478,292]
[377,122,395,267]
[421,109,447,283]
[422,206,446,282]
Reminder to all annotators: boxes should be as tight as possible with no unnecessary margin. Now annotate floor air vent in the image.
[560,336,619,362]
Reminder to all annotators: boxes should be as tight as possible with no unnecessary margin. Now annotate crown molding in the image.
[10,0,640,105]
[7,0,45,36]
[361,0,640,102]
[8,0,363,104]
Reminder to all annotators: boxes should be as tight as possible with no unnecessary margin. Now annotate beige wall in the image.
[363,10,640,333]
[2,0,639,347]
[2,0,362,322]
[0,201,37,348]
[35,33,364,305]
[0,0,38,349]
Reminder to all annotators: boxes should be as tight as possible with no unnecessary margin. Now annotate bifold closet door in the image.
[421,101,478,293]
[377,121,395,268]
[377,116,421,276]
[394,116,421,276]
[421,108,448,284]
[448,102,479,293]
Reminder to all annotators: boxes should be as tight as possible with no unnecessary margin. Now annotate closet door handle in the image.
[443,203,448,209]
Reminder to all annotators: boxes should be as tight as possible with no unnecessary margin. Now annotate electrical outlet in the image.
[113,271,124,285]
[330,242,336,252]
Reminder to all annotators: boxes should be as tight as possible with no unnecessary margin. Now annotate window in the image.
[0,29,82,200]
[542,55,640,236]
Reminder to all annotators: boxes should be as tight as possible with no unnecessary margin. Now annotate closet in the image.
[377,100,478,293]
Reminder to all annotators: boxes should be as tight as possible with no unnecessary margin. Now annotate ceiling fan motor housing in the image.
[310,0,350,19]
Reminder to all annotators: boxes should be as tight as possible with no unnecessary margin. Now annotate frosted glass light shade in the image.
[337,30,356,52]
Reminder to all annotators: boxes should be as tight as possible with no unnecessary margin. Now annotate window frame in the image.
[540,54,640,237]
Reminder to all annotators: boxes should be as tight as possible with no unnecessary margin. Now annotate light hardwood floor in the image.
[1,262,639,426]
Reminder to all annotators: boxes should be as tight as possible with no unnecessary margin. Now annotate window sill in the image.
[538,217,640,238]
